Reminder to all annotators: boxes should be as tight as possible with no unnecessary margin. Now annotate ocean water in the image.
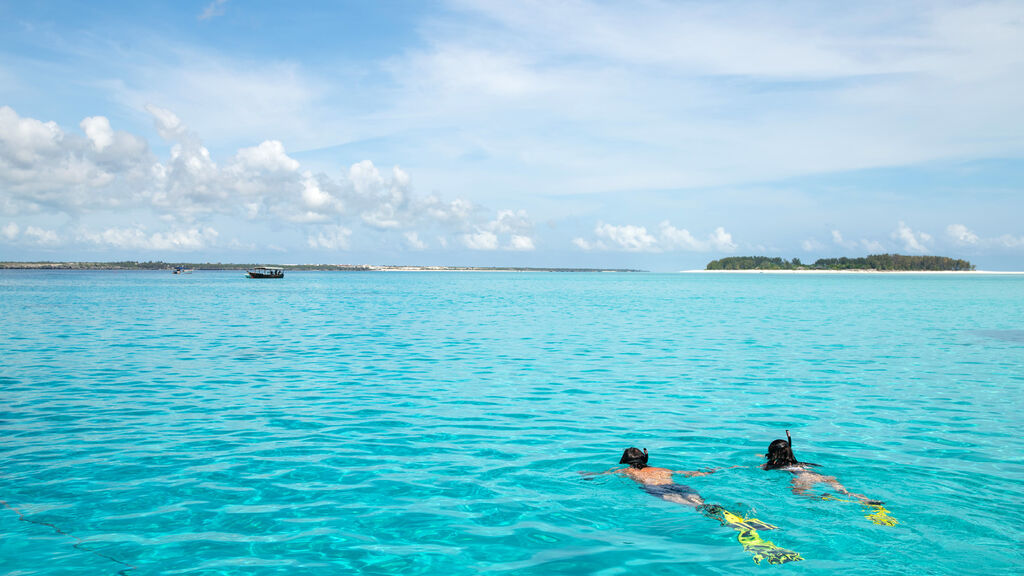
[1,270,1022,575]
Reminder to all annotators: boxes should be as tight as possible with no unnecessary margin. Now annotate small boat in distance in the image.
[247,266,284,279]
[173,266,194,274]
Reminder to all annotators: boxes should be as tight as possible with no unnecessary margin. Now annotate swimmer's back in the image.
[625,466,675,485]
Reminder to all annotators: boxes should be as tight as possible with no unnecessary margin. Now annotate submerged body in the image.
[766,463,878,503]
[762,432,879,504]
[611,447,720,507]
[622,465,706,506]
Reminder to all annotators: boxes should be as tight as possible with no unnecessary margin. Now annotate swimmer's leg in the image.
[660,492,704,507]
[641,484,705,508]
[820,494,898,526]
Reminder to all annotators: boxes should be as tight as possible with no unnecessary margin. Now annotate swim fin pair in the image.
[821,494,899,526]
[699,504,804,565]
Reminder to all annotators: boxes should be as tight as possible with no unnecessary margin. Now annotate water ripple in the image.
[1,271,1022,574]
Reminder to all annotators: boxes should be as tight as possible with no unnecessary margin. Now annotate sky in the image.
[1,0,1023,271]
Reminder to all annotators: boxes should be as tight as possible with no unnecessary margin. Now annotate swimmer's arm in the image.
[578,467,624,478]
[674,465,743,477]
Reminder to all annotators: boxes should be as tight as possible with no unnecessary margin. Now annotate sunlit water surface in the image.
[1,271,1022,575]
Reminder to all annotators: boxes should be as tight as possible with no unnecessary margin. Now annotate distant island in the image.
[705,254,975,271]
[0,261,645,273]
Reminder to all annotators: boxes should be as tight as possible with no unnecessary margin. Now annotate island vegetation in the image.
[0,261,645,273]
[705,254,974,271]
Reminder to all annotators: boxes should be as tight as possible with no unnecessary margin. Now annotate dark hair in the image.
[764,439,797,470]
[764,437,819,470]
[620,447,649,469]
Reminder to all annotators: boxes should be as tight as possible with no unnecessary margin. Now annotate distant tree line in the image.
[706,254,974,271]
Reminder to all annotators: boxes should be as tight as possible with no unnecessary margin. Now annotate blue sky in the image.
[1,0,1023,270]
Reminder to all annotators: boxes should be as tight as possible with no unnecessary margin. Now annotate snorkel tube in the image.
[765,430,819,469]
[764,430,799,470]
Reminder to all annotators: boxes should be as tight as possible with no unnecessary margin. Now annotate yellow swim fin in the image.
[701,505,803,564]
[735,526,805,565]
[718,508,777,532]
[865,504,898,527]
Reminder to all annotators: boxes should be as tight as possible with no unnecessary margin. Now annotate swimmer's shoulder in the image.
[645,466,673,474]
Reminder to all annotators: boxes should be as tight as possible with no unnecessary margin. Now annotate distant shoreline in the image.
[0,262,645,273]
[682,269,1024,274]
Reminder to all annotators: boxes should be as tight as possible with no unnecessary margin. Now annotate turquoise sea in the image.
[1,271,1022,575]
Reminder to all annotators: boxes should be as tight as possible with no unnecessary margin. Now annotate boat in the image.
[172,266,194,274]
[247,266,284,279]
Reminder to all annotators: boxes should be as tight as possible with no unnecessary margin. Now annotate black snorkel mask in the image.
[765,430,798,469]
[765,430,818,469]
[620,447,649,469]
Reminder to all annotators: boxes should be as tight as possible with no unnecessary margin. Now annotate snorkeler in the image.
[584,447,803,564]
[762,430,878,503]
[609,447,723,507]
[763,430,897,526]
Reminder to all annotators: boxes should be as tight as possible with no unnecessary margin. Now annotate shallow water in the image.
[1,271,1022,575]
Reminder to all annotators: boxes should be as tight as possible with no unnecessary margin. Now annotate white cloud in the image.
[2,222,18,240]
[463,230,499,250]
[0,107,153,215]
[80,226,219,251]
[307,226,352,250]
[199,0,229,21]
[947,223,980,245]
[80,116,114,152]
[508,235,535,251]
[0,108,113,208]
[893,221,931,253]
[572,237,595,251]
[578,221,735,252]
[460,208,537,250]
[1,106,545,256]
[399,46,546,100]
[861,239,885,253]
[0,106,63,166]
[423,197,477,226]
[594,222,658,252]
[404,231,427,250]
[707,226,736,251]
[802,238,825,251]
[659,222,702,251]
[297,172,337,213]
[145,104,187,142]
[997,234,1024,248]
[232,140,300,173]
[832,229,885,253]
[488,209,532,235]
[0,107,491,233]
[23,226,60,246]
